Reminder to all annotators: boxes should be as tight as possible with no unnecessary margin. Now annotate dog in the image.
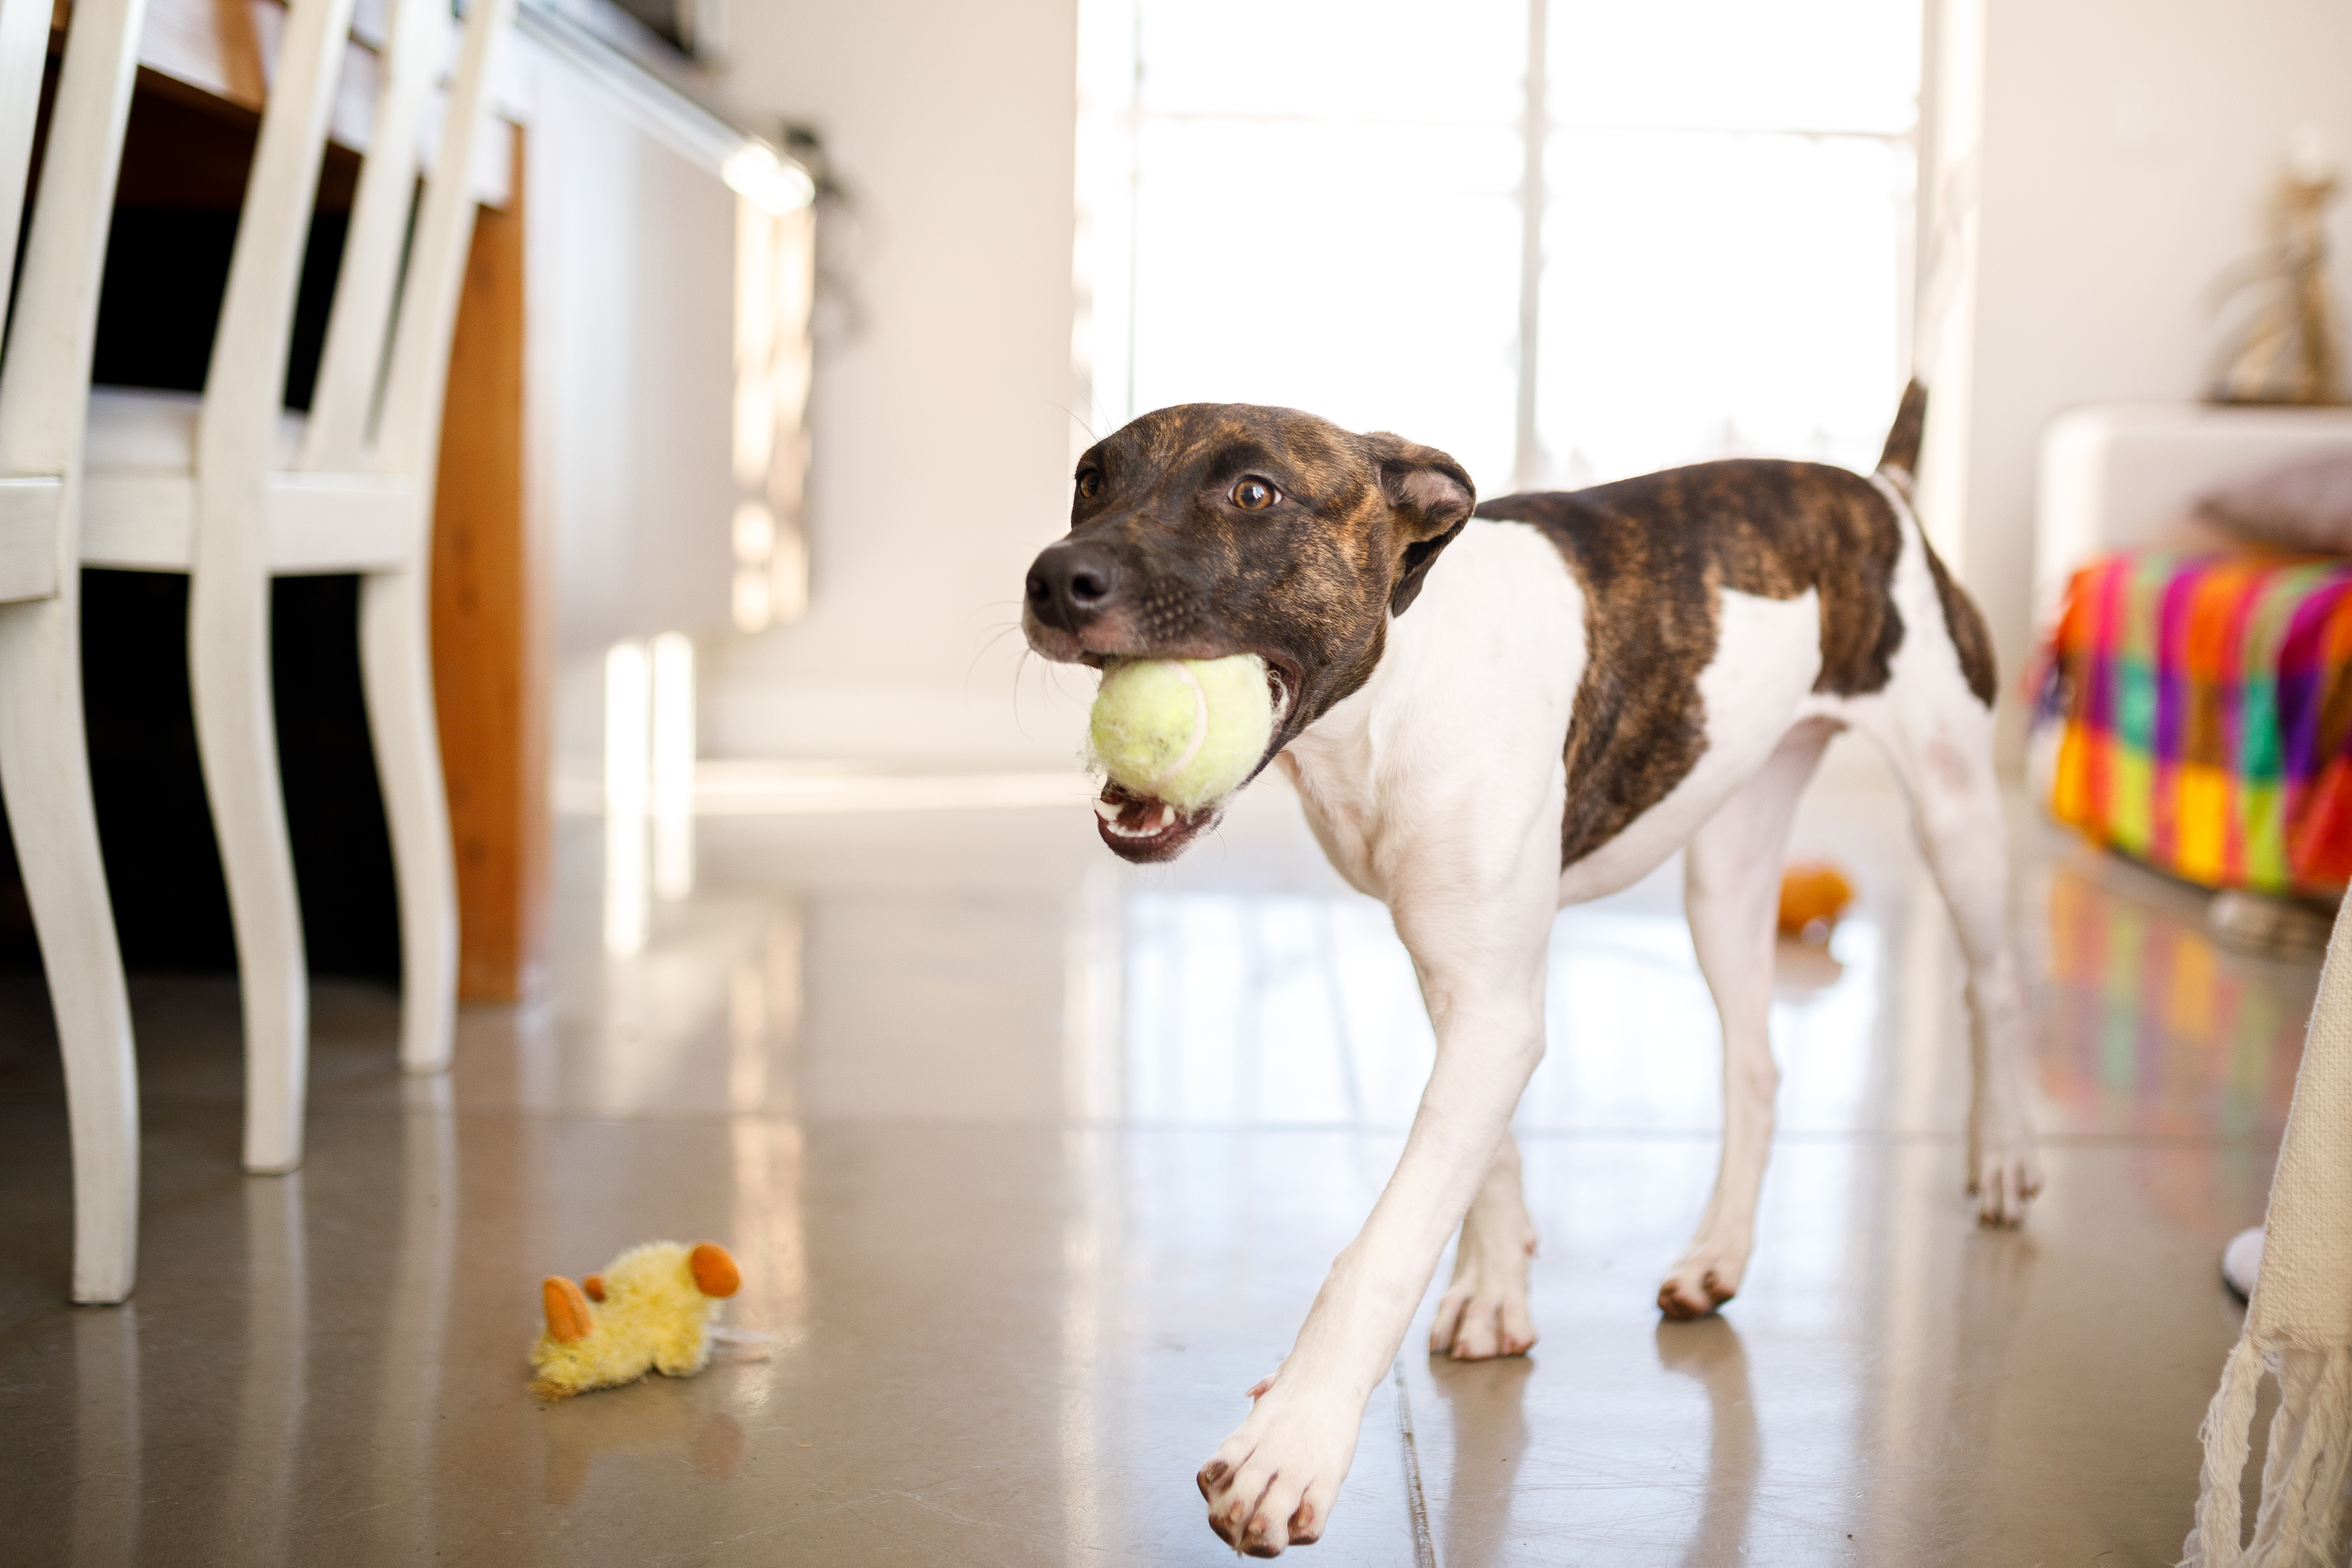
[1021,384,2042,1556]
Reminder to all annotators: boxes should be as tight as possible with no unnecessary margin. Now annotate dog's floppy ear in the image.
[1368,433,1475,616]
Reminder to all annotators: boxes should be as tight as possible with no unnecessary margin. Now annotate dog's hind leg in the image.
[1429,1132,1539,1359]
[1659,718,1838,1320]
[1857,690,2043,1225]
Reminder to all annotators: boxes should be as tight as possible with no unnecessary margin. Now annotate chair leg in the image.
[0,590,139,1302]
[360,565,455,1074]
[189,565,308,1173]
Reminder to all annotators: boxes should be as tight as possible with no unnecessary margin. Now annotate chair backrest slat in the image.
[373,0,511,478]
[299,0,446,472]
[0,0,49,340]
[196,0,360,489]
[0,0,149,482]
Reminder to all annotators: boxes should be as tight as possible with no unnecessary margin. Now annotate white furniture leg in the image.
[0,589,138,1301]
[189,562,309,1173]
[1,0,150,1301]
[360,565,455,1073]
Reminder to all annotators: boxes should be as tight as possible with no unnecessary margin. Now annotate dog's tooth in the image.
[1155,803,1174,829]
[1093,797,1122,824]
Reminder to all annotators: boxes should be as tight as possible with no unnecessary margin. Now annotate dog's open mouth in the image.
[1091,779,1215,863]
[1070,651,1292,864]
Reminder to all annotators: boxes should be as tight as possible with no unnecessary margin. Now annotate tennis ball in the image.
[1088,654,1276,811]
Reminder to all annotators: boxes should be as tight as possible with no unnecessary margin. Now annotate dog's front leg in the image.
[1199,841,1554,1556]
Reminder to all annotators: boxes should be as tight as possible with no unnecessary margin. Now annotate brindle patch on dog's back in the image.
[1478,459,1914,869]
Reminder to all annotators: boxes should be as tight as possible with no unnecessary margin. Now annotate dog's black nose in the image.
[1026,542,1120,631]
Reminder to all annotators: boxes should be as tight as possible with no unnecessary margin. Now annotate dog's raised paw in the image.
[1199,1376,1359,1555]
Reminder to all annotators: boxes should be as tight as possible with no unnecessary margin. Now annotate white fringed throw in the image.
[2184,902,2352,1566]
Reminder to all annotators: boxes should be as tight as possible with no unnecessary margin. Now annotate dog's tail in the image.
[1875,379,1927,494]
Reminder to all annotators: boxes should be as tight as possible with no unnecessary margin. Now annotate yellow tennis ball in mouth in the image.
[1088,654,1276,812]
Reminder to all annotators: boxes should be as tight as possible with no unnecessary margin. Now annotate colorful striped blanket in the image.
[2036,549,2352,895]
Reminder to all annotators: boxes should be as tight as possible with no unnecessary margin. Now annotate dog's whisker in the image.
[1051,400,1104,446]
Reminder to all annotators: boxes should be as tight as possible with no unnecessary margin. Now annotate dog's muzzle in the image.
[1026,541,1121,632]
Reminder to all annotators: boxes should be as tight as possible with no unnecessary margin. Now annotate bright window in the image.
[1074,0,1923,494]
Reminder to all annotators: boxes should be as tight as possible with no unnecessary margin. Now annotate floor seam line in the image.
[1394,1359,1438,1568]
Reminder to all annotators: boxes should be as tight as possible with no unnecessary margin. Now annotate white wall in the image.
[525,57,740,660]
[700,0,1088,768]
[691,0,2352,773]
[1928,0,2352,760]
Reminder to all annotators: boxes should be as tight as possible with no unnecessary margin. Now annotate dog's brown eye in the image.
[1076,468,1103,500]
[1232,477,1278,511]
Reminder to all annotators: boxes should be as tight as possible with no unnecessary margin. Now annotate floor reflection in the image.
[228,1174,307,1567]
[798,894,1071,1119]
[1116,887,1889,1136]
[730,1118,808,1347]
[1123,891,1427,1126]
[2040,858,2309,1141]
[1656,1319,1758,1568]
[71,1303,141,1566]
[1429,1356,1535,1568]
[366,1075,457,1560]
[1949,1227,2039,1447]
[541,1390,744,1507]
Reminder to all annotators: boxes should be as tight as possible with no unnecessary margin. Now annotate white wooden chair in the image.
[80,0,513,1173]
[0,0,148,1302]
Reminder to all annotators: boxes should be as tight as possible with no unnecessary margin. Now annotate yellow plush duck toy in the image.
[531,1241,743,1402]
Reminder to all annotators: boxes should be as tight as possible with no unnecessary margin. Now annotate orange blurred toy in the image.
[1777,862,1855,945]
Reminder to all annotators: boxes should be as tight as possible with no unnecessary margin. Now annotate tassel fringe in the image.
[2185,1338,2267,1567]
[2186,1342,2352,1567]
[2243,1345,2352,1566]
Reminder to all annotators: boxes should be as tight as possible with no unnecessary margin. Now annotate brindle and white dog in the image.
[1021,385,2041,1556]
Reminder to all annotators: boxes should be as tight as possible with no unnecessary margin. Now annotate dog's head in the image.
[1023,403,1474,862]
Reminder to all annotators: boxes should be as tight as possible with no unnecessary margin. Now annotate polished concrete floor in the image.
[0,757,2308,1565]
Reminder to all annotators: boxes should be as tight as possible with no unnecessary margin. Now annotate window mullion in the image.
[1511,0,1549,491]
